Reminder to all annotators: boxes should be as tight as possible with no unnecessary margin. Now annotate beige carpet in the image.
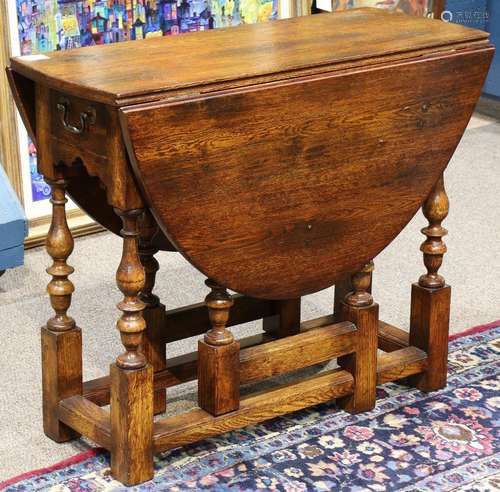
[0,114,499,480]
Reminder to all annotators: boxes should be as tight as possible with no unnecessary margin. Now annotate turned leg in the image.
[139,210,167,415]
[110,209,153,485]
[337,261,378,413]
[409,175,451,392]
[198,279,240,416]
[263,299,301,338]
[333,272,372,322]
[42,178,82,442]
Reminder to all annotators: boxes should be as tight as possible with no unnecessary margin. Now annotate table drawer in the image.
[50,91,109,159]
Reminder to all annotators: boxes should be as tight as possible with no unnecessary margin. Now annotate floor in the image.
[0,114,499,480]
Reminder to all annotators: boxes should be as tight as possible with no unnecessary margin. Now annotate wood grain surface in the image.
[58,395,111,450]
[9,9,489,106]
[122,47,493,299]
[153,368,354,452]
[9,8,494,485]
[376,346,428,385]
[110,363,154,484]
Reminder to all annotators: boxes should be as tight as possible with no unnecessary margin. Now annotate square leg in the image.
[142,303,167,415]
[409,283,451,392]
[337,302,379,414]
[41,326,82,442]
[110,363,154,485]
[263,299,301,338]
[198,339,240,416]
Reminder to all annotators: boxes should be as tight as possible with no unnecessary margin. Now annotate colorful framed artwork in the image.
[15,0,280,56]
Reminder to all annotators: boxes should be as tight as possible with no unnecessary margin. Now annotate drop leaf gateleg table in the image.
[7,9,493,485]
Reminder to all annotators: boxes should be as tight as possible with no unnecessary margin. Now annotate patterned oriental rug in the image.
[2,322,499,492]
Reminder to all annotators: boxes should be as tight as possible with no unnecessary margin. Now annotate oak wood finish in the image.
[333,275,352,321]
[409,175,451,392]
[8,11,492,256]
[9,9,490,106]
[83,333,272,406]
[376,347,428,385]
[122,47,493,299]
[58,396,111,450]
[82,316,348,407]
[82,318,367,407]
[198,280,240,416]
[240,321,356,384]
[62,339,428,457]
[139,210,167,414]
[198,341,240,416]
[5,68,35,144]
[42,178,83,442]
[45,179,76,333]
[9,9,493,486]
[409,285,451,391]
[154,368,354,453]
[110,363,154,484]
[138,210,161,308]
[162,295,276,343]
[419,176,449,289]
[378,321,410,352]
[142,304,167,414]
[110,208,154,484]
[338,262,378,413]
[263,299,301,337]
[42,328,82,442]
[114,209,147,370]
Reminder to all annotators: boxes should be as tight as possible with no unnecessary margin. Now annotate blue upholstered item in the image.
[445,0,500,97]
[0,164,28,271]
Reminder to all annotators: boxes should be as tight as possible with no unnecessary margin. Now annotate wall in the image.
[483,0,499,97]
[445,0,499,97]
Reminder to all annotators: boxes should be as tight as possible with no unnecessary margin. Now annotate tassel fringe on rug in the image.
[2,321,499,491]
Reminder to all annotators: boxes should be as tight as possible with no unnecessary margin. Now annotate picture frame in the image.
[1,1,103,247]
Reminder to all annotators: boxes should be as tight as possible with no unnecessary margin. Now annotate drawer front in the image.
[50,90,109,159]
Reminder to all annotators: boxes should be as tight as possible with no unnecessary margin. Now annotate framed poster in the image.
[1,0,291,247]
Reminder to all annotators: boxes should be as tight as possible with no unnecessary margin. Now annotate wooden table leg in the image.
[110,209,153,485]
[42,178,82,442]
[334,272,372,322]
[337,261,378,414]
[198,279,240,416]
[409,175,451,392]
[139,210,167,415]
[263,299,301,338]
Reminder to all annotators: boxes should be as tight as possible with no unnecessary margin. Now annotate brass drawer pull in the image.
[56,98,96,135]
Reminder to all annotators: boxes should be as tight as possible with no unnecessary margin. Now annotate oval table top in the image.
[9,10,494,298]
[120,46,493,299]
